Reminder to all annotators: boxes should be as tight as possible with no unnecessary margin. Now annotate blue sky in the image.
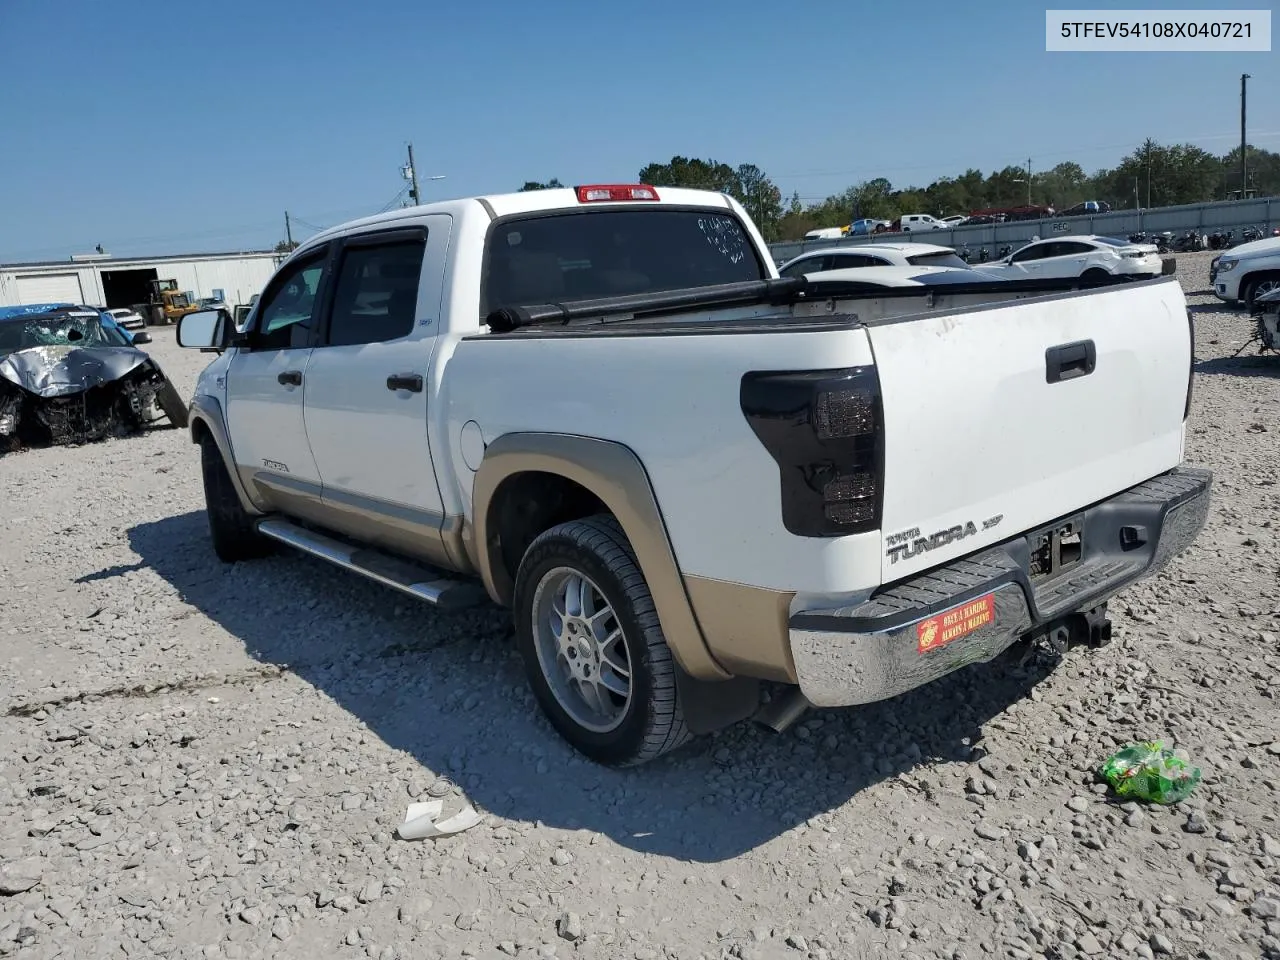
[0,0,1275,261]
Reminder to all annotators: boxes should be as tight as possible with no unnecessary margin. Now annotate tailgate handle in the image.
[1045,340,1096,383]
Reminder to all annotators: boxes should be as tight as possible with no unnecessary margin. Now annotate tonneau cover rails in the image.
[484,278,805,333]
[483,274,1177,334]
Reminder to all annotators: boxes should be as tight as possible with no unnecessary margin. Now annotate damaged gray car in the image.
[0,304,188,450]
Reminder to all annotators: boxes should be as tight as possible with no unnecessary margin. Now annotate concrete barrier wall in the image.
[767,196,1280,264]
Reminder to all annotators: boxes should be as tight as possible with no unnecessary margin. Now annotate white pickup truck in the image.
[176,183,1212,767]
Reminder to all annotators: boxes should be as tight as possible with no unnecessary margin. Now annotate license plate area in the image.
[1028,514,1085,583]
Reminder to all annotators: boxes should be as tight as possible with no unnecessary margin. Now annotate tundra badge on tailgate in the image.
[886,515,1003,565]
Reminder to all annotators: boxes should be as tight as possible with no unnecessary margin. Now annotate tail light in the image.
[740,366,884,537]
[1183,307,1195,421]
[575,184,660,203]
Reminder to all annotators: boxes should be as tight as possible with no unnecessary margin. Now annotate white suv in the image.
[1211,237,1280,309]
[777,242,969,278]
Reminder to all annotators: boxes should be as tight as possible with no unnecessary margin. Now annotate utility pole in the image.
[1146,143,1152,209]
[284,211,293,247]
[1240,73,1250,199]
[1025,157,1032,206]
[406,142,422,206]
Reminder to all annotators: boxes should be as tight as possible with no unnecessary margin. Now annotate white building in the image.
[0,249,284,311]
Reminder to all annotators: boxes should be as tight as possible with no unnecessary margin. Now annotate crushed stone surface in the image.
[2,252,1279,959]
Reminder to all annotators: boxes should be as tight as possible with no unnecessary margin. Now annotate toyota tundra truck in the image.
[175,183,1212,767]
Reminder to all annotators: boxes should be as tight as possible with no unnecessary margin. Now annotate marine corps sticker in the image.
[917,593,996,654]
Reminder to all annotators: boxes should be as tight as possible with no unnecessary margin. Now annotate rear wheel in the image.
[1080,268,1112,287]
[1242,273,1280,312]
[199,433,272,562]
[513,514,691,767]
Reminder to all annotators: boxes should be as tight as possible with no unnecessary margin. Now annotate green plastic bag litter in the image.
[1099,740,1202,804]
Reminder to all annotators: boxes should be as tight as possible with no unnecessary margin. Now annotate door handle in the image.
[277,370,302,386]
[1045,340,1096,383]
[386,373,423,393]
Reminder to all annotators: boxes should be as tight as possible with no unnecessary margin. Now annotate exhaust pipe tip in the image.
[1048,624,1071,655]
[754,687,812,734]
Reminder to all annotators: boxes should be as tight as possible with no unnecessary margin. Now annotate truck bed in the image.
[449,274,1192,599]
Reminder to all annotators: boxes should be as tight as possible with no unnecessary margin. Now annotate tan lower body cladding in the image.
[682,576,797,684]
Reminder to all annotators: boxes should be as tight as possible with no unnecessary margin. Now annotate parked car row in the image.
[778,235,1174,288]
[800,201,1115,240]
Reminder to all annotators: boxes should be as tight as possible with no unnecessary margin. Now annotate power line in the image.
[378,184,411,213]
[289,217,329,234]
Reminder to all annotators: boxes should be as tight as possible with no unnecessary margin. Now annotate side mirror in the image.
[130,330,153,344]
[177,308,232,352]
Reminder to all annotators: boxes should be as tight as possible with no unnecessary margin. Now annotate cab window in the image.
[324,237,425,347]
[254,251,328,349]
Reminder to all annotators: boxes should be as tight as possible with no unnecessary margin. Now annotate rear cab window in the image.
[481,208,766,316]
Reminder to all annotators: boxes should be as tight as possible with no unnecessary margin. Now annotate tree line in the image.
[520,139,1280,242]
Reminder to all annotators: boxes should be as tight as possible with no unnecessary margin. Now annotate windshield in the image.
[482,208,766,315]
[1093,237,1130,246]
[906,251,970,269]
[0,312,114,354]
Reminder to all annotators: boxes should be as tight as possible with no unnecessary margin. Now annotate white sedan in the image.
[777,242,970,278]
[105,307,146,330]
[978,235,1168,284]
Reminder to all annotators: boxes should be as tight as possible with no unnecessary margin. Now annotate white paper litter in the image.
[396,799,485,840]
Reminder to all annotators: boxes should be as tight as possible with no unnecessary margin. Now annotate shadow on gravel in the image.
[125,510,1059,864]
[75,561,148,583]
[1195,354,1280,378]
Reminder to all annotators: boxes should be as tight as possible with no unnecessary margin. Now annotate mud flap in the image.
[673,663,760,735]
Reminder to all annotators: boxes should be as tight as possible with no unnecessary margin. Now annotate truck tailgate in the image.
[865,278,1191,583]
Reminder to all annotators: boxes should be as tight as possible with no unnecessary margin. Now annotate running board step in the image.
[255,518,488,611]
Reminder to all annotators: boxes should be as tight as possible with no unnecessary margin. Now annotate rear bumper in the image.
[788,466,1212,708]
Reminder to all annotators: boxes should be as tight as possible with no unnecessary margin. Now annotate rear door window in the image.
[1053,241,1096,256]
[483,208,766,314]
[324,236,426,347]
[780,256,828,277]
[1011,243,1049,263]
[828,253,878,269]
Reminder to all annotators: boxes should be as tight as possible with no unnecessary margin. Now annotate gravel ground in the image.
[2,251,1279,960]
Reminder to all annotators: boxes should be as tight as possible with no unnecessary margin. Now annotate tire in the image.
[1242,274,1280,312]
[199,433,272,563]
[1080,268,1112,287]
[513,514,691,767]
[155,379,189,428]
